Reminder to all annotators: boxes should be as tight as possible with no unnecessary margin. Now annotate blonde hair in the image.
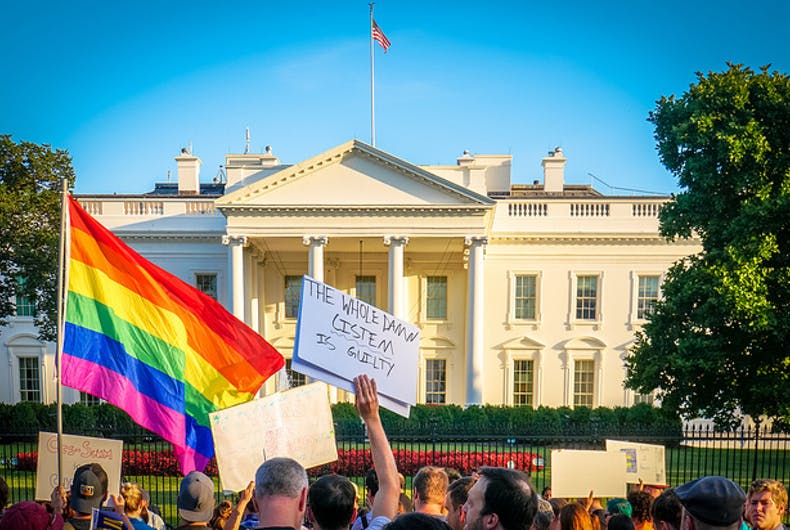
[749,479,788,510]
[120,482,144,512]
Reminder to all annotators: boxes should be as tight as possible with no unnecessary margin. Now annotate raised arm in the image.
[354,375,399,521]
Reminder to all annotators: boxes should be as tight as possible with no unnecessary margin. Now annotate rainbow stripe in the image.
[63,196,283,473]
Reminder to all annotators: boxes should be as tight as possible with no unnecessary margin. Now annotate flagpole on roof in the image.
[55,178,69,489]
[369,2,376,147]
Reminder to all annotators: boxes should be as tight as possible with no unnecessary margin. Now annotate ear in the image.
[484,512,500,530]
[298,487,308,512]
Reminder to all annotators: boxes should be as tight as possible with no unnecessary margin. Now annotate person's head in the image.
[445,468,463,483]
[119,482,145,515]
[542,487,552,500]
[366,469,380,501]
[532,511,554,530]
[0,476,8,510]
[559,503,599,530]
[385,512,453,530]
[446,477,476,530]
[0,501,61,530]
[675,476,745,530]
[178,470,215,524]
[210,499,233,528]
[627,491,653,524]
[307,475,357,530]
[254,457,309,528]
[608,515,636,530]
[414,466,450,509]
[70,463,109,514]
[400,492,414,514]
[746,479,787,530]
[607,499,633,519]
[651,488,682,530]
[463,466,538,530]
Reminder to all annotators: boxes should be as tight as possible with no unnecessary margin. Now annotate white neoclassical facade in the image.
[0,140,700,408]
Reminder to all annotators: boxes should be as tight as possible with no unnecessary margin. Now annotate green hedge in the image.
[0,401,682,441]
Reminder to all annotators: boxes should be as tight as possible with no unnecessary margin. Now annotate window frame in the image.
[284,275,304,320]
[629,272,663,327]
[194,272,219,301]
[14,276,36,318]
[423,358,448,405]
[573,359,596,408]
[422,275,449,322]
[507,271,542,326]
[17,355,42,403]
[568,271,604,327]
[355,275,377,307]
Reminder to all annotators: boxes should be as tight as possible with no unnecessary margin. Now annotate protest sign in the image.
[606,439,667,485]
[293,275,419,416]
[209,381,338,493]
[91,508,128,529]
[550,449,627,498]
[35,432,123,501]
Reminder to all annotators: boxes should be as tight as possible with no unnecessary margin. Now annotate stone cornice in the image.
[489,233,701,245]
[218,205,491,217]
[115,232,223,243]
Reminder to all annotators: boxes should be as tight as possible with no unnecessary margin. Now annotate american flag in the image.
[372,19,391,52]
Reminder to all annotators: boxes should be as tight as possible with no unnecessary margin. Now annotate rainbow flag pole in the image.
[56,179,69,489]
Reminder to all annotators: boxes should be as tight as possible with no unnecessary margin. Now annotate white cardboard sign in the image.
[293,275,419,416]
[606,439,667,486]
[550,449,628,498]
[35,432,123,501]
[209,382,338,493]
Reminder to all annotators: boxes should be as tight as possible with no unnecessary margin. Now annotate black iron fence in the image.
[2,425,789,527]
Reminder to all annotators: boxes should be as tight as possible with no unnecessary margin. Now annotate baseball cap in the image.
[70,466,106,514]
[675,476,746,527]
[607,498,633,518]
[178,470,215,522]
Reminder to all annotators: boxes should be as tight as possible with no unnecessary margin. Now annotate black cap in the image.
[676,476,746,527]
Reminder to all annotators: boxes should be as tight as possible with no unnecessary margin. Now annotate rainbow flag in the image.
[63,196,284,473]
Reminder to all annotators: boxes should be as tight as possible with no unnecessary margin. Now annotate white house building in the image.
[0,140,700,408]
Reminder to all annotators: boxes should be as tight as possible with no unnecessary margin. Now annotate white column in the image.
[222,235,248,320]
[303,236,328,282]
[465,236,487,405]
[384,236,409,319]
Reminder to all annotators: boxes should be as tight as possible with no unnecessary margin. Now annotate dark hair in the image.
[608,514,636,530]
[533,511,554,530]
[447,477,475,509]
[651,488,681,530]
[478,467,538,530]
[0,476,8,509]
[366,469,380,498]
[550,498,569,518]
[627,491,653,523]
[308,475,357,530]
[444,468,463,483]
[385,512,453,530]
[542,487,552,498]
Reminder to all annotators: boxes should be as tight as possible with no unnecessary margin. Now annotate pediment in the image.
[216,140,494,210]
[500,336,546,350]
[565,336,607,350]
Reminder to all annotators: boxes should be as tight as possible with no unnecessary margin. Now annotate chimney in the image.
[457,149,475,166]
[541,147,566,193]
[176,147,202,195]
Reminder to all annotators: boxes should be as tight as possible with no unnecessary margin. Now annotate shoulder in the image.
[366,516,393,530]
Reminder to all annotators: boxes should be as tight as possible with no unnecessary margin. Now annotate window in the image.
[18,357,41,402]
[633,392,654,406]
[15,277,36,317]
[425,359,447,404]
[284,275,302,318]
[195,273,218,300]
[573,359,595,407]
[356,275,376,306]
[637,276,660,319]
[513,359,534,406]
[80,392,101,406]
[426,276,447,320]
[575,275,598,320]
[285,359,306,388]
[515,275,537,320]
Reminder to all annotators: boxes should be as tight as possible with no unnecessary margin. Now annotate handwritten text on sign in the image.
[295,276,419,405]
[35,432,123,501]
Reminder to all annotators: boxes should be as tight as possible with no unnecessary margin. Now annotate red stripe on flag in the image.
[372,19,391,52]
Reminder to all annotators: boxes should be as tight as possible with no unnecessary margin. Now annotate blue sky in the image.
[2,1,788,195]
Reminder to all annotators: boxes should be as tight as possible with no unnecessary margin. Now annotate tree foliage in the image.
[0,135,75,341]
[626,64,790,426]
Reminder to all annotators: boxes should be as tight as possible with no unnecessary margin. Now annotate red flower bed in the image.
[15,448,543,477]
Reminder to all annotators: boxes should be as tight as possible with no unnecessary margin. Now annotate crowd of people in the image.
[0,375,786,530]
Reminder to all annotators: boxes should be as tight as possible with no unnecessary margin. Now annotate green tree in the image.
[626,64,790,427]
[0,135,75,341]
